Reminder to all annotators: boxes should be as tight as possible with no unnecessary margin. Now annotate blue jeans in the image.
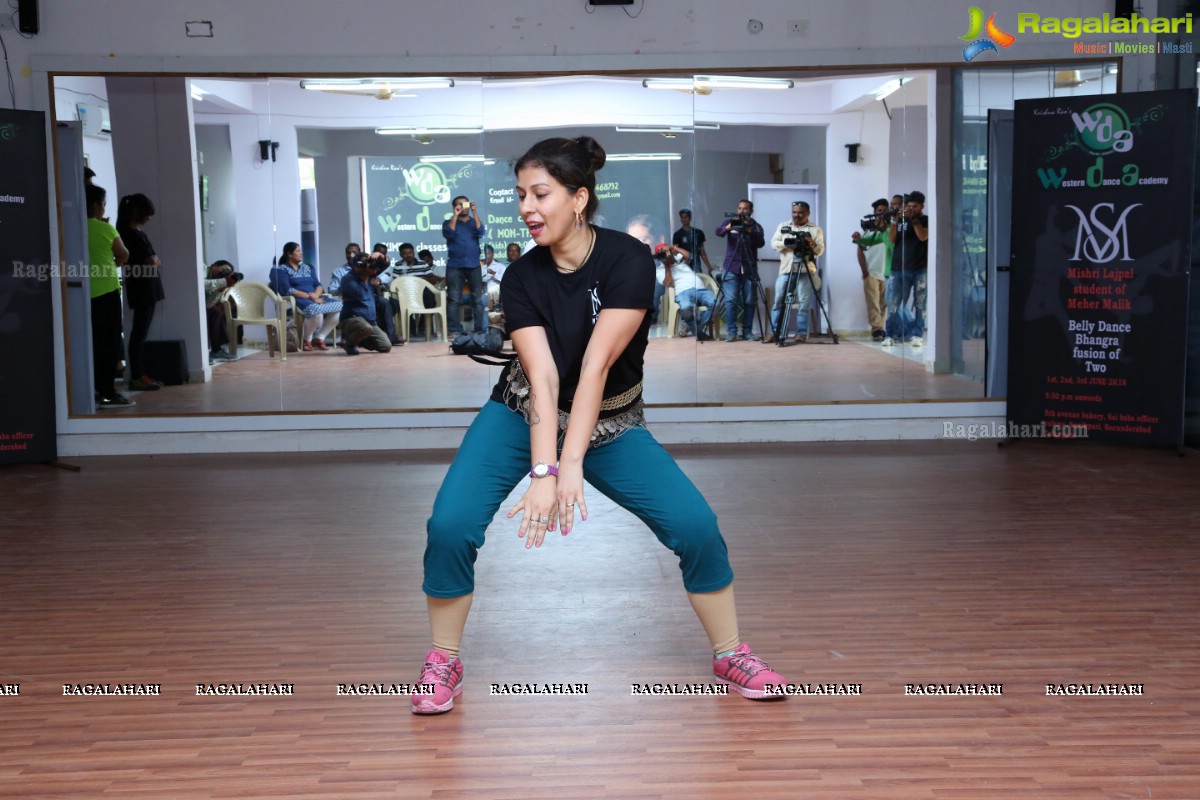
[423,400,734,597]
[721,271,754,338]
[675,286,716,335]
[770,271,815,338]
[446,266,487,334]
[885,269,927,340]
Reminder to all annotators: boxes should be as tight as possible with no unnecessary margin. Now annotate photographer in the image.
[442,196,487,336]
[337,253,394,355]
[203,260,243,361]
[851,198,893,341]
[883,190,929,348]
[365,247,404,345]
[655,243,716,340]
[715,199,765,341]
[767,201,824,344]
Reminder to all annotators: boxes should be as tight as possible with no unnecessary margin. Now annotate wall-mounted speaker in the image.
[17,0,39,34]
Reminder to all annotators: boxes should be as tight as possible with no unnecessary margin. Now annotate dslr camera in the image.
[215,266,244,282]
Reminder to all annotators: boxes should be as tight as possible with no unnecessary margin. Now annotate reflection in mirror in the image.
[954,61,1119,398]
[54,66,1119,418]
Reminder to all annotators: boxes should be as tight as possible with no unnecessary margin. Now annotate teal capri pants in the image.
[422,399,734,598]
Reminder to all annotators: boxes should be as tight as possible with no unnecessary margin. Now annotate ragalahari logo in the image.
[960,7,1016,61]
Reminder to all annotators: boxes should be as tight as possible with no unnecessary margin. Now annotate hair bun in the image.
[574,136,607,173]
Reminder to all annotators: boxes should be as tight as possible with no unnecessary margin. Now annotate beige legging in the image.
[427,584,740,658]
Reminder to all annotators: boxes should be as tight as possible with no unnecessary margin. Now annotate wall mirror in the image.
[50,65,1113,419]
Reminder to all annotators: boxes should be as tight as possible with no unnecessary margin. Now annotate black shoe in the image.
[96,392,136,408]
[871,329,885,341]
[341,341,360,356]
[697,331,713,342]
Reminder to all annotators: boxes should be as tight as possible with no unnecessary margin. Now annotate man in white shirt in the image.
[481,244,506,311]
[655,243,716,340]
[768,201,825,343]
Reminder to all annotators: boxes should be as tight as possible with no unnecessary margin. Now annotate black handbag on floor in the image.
[449,327,514,366]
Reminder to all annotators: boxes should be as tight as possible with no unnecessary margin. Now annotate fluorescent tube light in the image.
[606,153,683,161]
[872,77,911,101]
[418,155,495,164]
[301,78,455,92]
[375,127,483,136]
[693,75,794,91]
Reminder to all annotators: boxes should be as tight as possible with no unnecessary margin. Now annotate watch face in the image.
[532,463,548,477]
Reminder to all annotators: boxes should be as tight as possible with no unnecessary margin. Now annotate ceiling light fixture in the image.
[872,77,911,101]
[300,78,456,93]
[418,155,495,164]
[641,78,697,91]
[614,125,694,134]
[693,75,794,91]
[375,127,483,136]
[606,153,683,162]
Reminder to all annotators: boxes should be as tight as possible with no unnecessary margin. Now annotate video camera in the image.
[781,226,814,256]
[859,208,898,232]
[724,211,754,231]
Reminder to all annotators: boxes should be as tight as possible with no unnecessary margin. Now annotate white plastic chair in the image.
[221,281,290,360]
[390,275,449,342]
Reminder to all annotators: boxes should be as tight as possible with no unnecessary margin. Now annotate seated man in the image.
[481,244,506,311]
[203,260,242,361]
[338,253,394,355]
[655,244,716,340]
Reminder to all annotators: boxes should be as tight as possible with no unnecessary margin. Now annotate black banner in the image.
[362,157,670,259]
[1008,90,1196,446]
[0,110,56,465]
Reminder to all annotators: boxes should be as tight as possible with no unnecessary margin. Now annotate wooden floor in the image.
[3,440,1197,798]
[107,335,986,417]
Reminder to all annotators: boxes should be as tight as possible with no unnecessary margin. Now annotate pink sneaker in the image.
[712,642,786,700]
[411,649,464,714]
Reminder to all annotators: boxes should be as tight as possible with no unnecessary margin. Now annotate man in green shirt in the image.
[851,198,894,342]
[86,184,132,407]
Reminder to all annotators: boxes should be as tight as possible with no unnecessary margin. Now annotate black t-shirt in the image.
[117,226,165,306]
[892,214,929,273]
[672,226,706,268]
[490,226,655,412]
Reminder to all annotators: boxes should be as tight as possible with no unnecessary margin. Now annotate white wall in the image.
[52,77,117,198]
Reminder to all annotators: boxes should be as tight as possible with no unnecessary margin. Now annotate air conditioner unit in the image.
[76,102,112,136]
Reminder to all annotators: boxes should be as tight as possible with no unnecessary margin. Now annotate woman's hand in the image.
[508,477,559,549]
[556,460,587,536]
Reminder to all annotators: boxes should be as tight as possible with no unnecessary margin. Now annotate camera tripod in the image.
[771,251,839,347]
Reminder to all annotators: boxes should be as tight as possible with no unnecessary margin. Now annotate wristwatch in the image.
[529,461,559,479]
